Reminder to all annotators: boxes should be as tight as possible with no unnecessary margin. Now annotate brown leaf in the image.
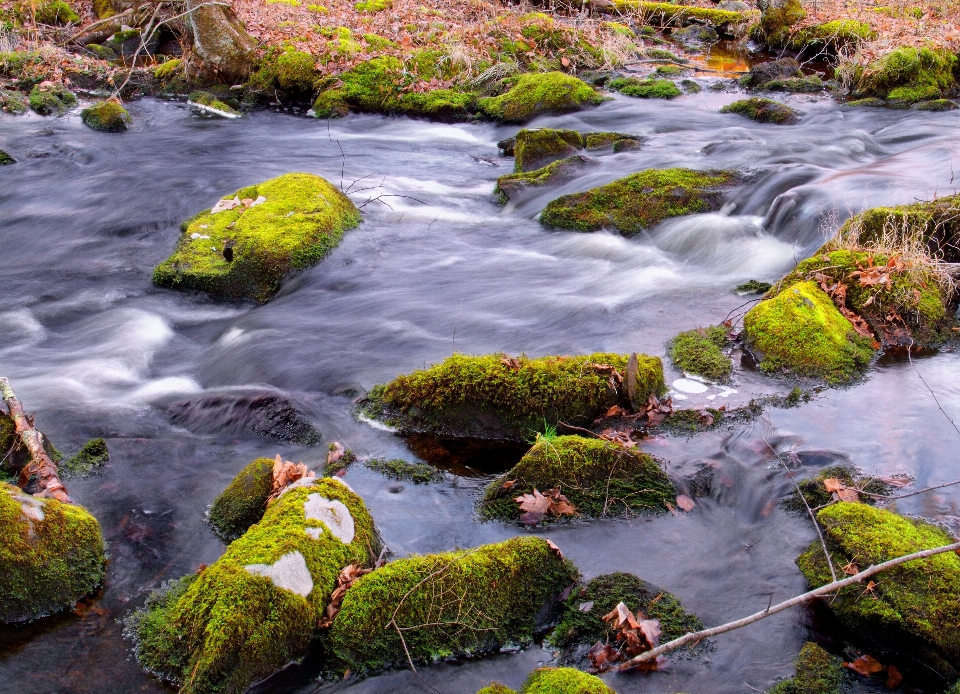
[843,561,859,575]
[606,405,625,418]
[326,442,345,466]
[603,601,639,630]
[845,654,885,676]
[502,480,516,490]
[886,665,902,689]
[823,478,844,493]
[836,488,860,503]
[516,489,552,515]
[561,55,570,67]
[676,494,695,512]
[587,640,621,671]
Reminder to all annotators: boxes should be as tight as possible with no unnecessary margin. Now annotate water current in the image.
[2,86,960,694]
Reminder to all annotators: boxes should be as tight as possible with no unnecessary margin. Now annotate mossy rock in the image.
[741,57,802,89]
[611,0,755,30]
[1,88,28,114]
[781,464,892,516]
[188,91,240,116]
[0,149,15,165]
[736,279,772,294]
[837,195,960,260]
[669,325,731,381]
[28,82,77,115]
[608,76,681,99]
[521,668,614,693]
[514,128,584,172]
[80,101,132,132]
[0,51,42,79]
[478,684,518,694]
[742,280,875,384]
[365,457,442,484]
[480,436,674,523]
[361,352,665,443]
[754,0,805,45]
[915,99,958,112]
[153,58,182,80]
[29,0,79,24]
[548,572,702,664]
[859,47,957,104]
[249,46,317,93]
[496,155,590,203]
[583,131,641,150]
[769,642,847,694]
[477,72,604,124]
[789,20,874,52]
[798,502,960,679]
[62,438,109,477]
[130,478,378,693]
[763,75,823,93]
[1,482,106,623]
[153,173,361,303]
[540,168,737,235]
[327,536,577,672]
[720,98,799,124]
[209,457,274,540]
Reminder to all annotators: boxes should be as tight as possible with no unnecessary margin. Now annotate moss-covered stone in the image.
[742,281,875,384]
[0,149,15,165]
[80,100,132,132]
[540,168,737,235]
[583,131,641,150]
[477,72,603,123]
[769,642,846,694]
[496,155,590,204]
[789,20,874,52]
[362,352,665,442]
[28,82,77,115]
[753,0,805,45]
[131,478,377,693]
[29,0,79,24]
[328,537,577,672]
[669,325,731,381]
[514,128,584,172]
[478,684,517,694]
[153,58,182,80]
[1,88,28,114]
[720,97,799,124]
[858,47,957,103]
[915,99,957,111]
[736,279,772,294]
[522,668,614,694]
[608,76,681,99]
[249,46,317,93]
[838,195,960,260]
[209,457,274,540]
[480,436,674,523]
[798,503,960,679]
[153,173,361,303]
[548,572,702,663]
[1,482,106,623]
[741,57,802,89]
[763,75,823,92]
[781,464,893,516]
[365,457,443,484]
[62,438,109,477]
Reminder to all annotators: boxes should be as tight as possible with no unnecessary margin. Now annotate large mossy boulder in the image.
[477,72,604,123]
[479,667,615,694]
[152,173,361,303]
[81,100,132,132]
[28,82,77,115]
[857,47,957,104]
[327,536,577,672]
[208,457,274,540]
[798,502,960,679]
[770,642,846,694]
[361,352,665,442]
[130,478,377,694]
[742,281,875,384]
[514,129,584,172]
[184,0,257,82]
[1,482,106,623]
[720,97,799,124]
[480,435,675,523]
[540,168,737,235]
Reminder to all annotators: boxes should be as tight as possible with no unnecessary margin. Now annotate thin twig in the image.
[557,421,603,439]
[907,337,960,437]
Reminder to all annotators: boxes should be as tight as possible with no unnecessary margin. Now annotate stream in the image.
[2,86,960,694]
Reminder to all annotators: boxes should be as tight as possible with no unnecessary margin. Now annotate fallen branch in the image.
[618,540,960,668]
[0,377,70,503]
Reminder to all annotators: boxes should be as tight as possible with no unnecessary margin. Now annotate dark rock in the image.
[741,58,802,89]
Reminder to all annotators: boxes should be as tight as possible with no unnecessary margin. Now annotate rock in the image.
[153,173,361,303]
[735,279,772,295]
[80,101,132,132]
[540,168,738,235]
[915,99,958,111]
[583,131,642,150]
[669,325,731,381]
[477,72,604,123]
[364,457,443,484]
[548,572,702,665]
[770,642,846,694]
[497,136,517,156]
[514,128,584,172]
[209,457,275,540]
[360,352,665,443]
[720,98,800,124]
[717,0,749,9]
[742,280,876,384]
[327,537,577,672]
[480,668,614,694]
[762,75,823,92]
[28,82,77,115]
[798,502,960,679]
[32,0,79,24]
[1,482,106,623]
[165,389,322,444]
[607,76,681,99]
[0,88,28,114]
[184,0,257,82]
[858,47,956,104]
[674,23,720,45]
[741,58,802,89]
[248,46,318,94]
[0,149,15,165]
[62,438,110,477]
[129,478,378,694]
[480,435,674,523]
[496,155,591,203]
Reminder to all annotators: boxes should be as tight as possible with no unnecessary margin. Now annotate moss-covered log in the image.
[209,457,275,540]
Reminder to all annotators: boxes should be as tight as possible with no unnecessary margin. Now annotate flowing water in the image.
[3,86,960,694]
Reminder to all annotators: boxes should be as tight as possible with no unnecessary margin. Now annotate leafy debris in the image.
[515,487,577,524]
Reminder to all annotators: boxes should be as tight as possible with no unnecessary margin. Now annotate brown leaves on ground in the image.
[812,272,875,339]
[586,601,663,672]
[269,454,314,500]
[645,393,673,427]
[515,488,577,524]
[844,652,902,688]
[822,477,860,503]
[318,564,372,628]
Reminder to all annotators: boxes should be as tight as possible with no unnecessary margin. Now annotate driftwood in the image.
[0,377,71,503]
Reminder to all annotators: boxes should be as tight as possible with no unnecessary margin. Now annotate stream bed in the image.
[2,87,960,694]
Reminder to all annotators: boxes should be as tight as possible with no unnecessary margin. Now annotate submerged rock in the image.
[798,502,960,679]
[152,173,361,303]
[209,457,275,540]
[328,536,577,672]
[781,464,893,515]
[669,325,731,381]
[364,457,443,484]
[770,642,846,694]
[1,481,106,623]
[129,478,378,694]
[28,82,77,115]
[62,438,110,477]
[479,435,675,523]
[361,352,665,442]
[477,72,604,123]
[720,97,800,124]
[0,149,15,165]
[81,100,132,132]
[540,168,738,235]
[496,155,591,203]
[583,131,643,150]
[480,668,614,694]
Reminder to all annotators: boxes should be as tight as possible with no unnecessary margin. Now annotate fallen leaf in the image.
[502,480,516,490]
[886,665,902,689]
[561,55,570,67]
[587,641,621,671]
[845,654,885,676]
[836,488,860,502]
[823,478,844,492]
[675,494,695,512]
[326,442,345,466]
[843,562,859,575]
[578,601,594,612]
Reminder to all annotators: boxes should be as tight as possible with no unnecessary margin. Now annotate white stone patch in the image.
[11,491,46,522]
[190,233,210,240]
[250,195,267,207]
[212,196,242,213]
[274,476,317,500]
[245,551,313,598]
[305,527,323,540]
[304,494,355,544]
[672,378,709,394]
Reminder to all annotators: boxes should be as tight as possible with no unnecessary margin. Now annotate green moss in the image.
[860,47,957,103]
[540,168,737,235]
[789,20,874,52]
[608,77,681,99]
[496,155,590,203]
[28,0,79,24]
[844,97,886,108]
[354,0,390,11]
[798,503,960,678]
[769,642,846,694]
[478,685,517,694]
[522,668,613,694]
[188,91,240,115]
[480,435,674,522]
[720,98,799,124]
[153,58,182,80]
[365,457,443,484]
[0,88,28,114]
[0,51,41,78]
[1,482,106,623]
[669,326,731,381]
[362,33,398,50]
[754,0,805,45]
[583,131,640,150]
[646,48,686,62]
[28,82,76,115]
[548,572,702,659]
[152,173,361,303]
[655,64,684,77]
[209,457,275,540]
[92,0,114,18]
[363,352,664,442]
[602,21,634,36]
[736,279,772,294]
[276,48,317,91]
[763,75,823,92]
[81,101,131,132]
[131,479,378,693]
[513,129,584,172]
[611,0,755,27]
[915,99,957,111]
[477,72,603,124]
[86,43,116,60]
[781,464,892,515]
[328,537,577,672]
[0,149,15,165]
[62,438,109,477]
[743,281,875,384]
